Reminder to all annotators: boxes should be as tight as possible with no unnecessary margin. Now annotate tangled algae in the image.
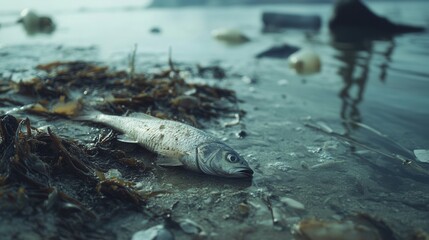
[2,61,242,126]
[0,115,151,238]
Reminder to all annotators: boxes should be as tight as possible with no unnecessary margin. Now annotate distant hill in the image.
[148,0,422,8]
[148,0,332,8]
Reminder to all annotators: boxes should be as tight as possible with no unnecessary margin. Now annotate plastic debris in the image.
[414,149,429,163]
[288,49,321,75]
[262,12,321,31]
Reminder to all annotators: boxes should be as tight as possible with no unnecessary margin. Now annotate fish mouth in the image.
[235,168,254,177]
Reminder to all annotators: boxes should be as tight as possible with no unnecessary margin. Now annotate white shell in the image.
[288,49,321,75]
[211,28,249,44]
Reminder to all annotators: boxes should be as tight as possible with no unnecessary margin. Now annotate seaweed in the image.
[0,57,243,238]
[0,114,150,238]
[9,60,241,126]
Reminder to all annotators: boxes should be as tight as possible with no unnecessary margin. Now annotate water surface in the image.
[1,1,429,239]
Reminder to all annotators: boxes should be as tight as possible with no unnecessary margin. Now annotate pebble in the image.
[237,202,250,217]
[414,149,429,163]
[280,197,305,210]
[132,225,173,240]
[277,79,289,86]
[179,219,202,234]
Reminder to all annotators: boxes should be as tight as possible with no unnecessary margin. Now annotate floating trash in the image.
[288,49,321,75]
[414,149,429,163]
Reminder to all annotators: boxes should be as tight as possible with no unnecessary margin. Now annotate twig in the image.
[168,46,176,72]
[128,44,137,80]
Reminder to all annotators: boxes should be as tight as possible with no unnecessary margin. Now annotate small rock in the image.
[132,225,173,240]
[280,197,305,210]
[237,202,250,217]
[179,219,202,235]
[211,28,250,44]
[203,197,212,204]
[236,130,247,139]
[241,76,254,84]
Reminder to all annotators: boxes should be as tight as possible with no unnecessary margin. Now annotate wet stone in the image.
[132,225,174,240]
[179,219,203,235]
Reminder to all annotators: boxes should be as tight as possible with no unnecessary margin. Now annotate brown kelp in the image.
[0,115,152,239]
[4,61,241,126]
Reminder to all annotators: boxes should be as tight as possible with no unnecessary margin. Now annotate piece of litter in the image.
[414,149,429,163]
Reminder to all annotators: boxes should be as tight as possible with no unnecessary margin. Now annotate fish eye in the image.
[226,153,239,163]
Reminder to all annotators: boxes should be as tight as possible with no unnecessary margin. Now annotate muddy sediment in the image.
[1,45,429,240]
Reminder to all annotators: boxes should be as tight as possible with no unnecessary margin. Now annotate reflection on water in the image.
[331,30,397,134]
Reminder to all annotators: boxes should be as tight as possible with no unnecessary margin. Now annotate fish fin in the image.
[157,156,184,167]
[128,112,158,120]
[117,134,138,144]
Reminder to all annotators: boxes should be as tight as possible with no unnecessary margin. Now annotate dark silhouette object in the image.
[262,12,321,32]
[329,0,425,38]
[255,44,299,59]
[18,9,56,35]
[150,27,162,34]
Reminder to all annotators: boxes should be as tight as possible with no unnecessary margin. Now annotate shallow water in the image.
[1,1,429,239]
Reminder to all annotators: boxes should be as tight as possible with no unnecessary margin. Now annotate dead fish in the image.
[77,111,253,178]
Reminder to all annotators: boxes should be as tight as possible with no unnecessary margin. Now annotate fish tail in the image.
[73,107,103,122]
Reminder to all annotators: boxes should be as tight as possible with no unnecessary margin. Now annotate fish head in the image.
[196,141,253,178]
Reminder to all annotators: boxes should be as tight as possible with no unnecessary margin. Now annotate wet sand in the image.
[1,1,429,239]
